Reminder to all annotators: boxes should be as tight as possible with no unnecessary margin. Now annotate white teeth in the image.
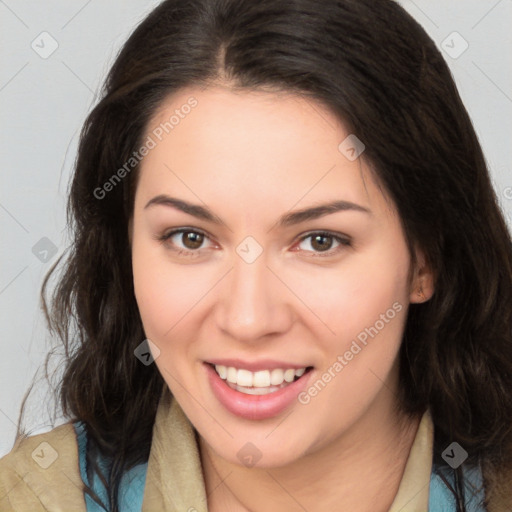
[216,365,227,379]
[231,382,285,395]
[226,366,237,383]
[237,369,253,387]
[270,369,284,385]
[284,369,295,383]
[214,365,308,388]
[253,370,271,387]
[295,367,306,377]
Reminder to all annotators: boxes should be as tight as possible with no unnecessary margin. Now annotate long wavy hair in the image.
[14,0,512,510]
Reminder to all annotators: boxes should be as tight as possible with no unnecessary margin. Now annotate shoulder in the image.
[0,422,86,511]
[430,460,512,512]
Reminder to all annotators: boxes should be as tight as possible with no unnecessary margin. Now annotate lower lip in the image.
[205,363,313,420]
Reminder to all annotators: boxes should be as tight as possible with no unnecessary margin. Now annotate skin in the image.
[129,83,434,511]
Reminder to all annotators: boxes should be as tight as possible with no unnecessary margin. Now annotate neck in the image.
[199,389,423,512]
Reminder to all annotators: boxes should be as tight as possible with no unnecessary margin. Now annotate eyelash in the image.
[155,228,351,259]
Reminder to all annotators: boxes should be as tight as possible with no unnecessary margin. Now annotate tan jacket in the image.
[1,385,510,511]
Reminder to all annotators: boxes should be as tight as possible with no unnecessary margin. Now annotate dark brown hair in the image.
[14,0,512,510]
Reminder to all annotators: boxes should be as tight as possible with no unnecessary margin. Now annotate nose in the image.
[215,252,294,343]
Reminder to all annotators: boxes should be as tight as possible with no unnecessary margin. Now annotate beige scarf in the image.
[142,383,432,511]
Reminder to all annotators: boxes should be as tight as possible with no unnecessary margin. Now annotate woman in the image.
[1,0,511,510]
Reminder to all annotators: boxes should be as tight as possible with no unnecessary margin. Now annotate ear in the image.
[409,248,435,304]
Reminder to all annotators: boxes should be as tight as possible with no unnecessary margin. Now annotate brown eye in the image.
[296,231,351,257]
[181,231,204,249]
[157,228,212,254]
[310,234,334,252]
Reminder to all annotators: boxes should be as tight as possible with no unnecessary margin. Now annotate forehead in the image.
[136,85,392,220]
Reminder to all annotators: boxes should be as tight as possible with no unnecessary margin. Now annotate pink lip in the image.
[205,363,313,420]
[206,358,310,372]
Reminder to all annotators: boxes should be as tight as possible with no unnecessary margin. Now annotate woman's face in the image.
[130,84,429,467]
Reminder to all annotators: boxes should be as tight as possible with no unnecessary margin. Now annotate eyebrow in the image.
[144,195,371,228]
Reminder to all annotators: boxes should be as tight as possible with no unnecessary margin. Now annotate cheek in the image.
[132,241,167,333]
[132,233,197,340]
[298,252,410,431]
[131,243,208,384]
[295,247,410,347]
[134,267,208,342]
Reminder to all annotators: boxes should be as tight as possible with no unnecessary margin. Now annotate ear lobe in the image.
[409,250,435,303]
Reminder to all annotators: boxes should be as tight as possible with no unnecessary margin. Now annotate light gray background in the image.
[1,0,511,456]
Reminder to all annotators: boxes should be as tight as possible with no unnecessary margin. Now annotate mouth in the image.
[204,361,314,420]
[207,363,314,395]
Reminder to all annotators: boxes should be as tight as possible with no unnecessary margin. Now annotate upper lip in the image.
[205,358,312,372]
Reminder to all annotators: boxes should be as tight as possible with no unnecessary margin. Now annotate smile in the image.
[214,365,308,394]
[204,362,314,420]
